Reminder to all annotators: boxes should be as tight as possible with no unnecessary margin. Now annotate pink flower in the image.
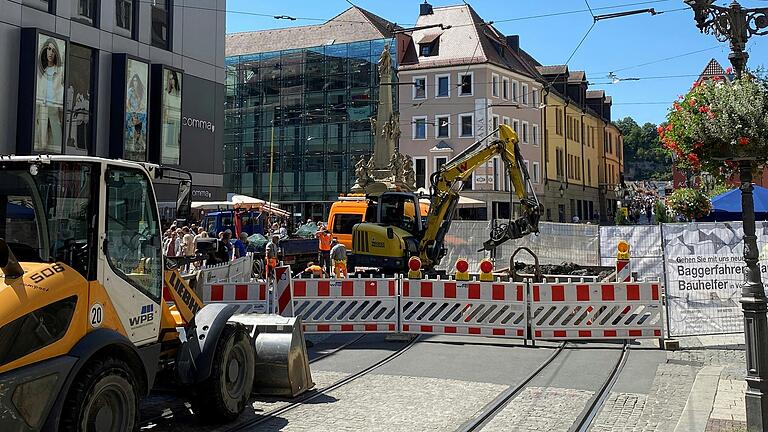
[692,81,700,88]
[699,105,710,113]
[726,66,733,74]
[739,136,750,146]
[689,99,697,107]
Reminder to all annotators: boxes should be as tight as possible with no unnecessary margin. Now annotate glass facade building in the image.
[224,38,397,220]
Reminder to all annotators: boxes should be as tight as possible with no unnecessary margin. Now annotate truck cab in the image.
[202,210,263,237]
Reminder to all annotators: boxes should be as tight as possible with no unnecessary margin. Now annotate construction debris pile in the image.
[512,261,613,281]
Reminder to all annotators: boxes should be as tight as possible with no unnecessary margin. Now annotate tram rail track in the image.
[456,341,630,432]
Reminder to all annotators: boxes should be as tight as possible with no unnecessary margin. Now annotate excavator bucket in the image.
[228,314,314,397]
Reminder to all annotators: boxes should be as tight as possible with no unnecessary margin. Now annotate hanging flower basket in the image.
[660,74,768,177]
[667,187,712,221]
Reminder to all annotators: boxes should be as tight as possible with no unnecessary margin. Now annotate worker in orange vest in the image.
[315,226,332,275]
[299,262,326,278]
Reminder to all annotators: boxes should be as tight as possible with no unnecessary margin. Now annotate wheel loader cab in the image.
[0,158,171,431]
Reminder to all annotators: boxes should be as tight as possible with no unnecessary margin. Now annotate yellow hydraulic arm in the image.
[419,124,542,268]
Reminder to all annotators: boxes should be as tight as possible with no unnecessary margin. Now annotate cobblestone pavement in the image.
[591,363,700,432]
[705,418,747,432]
[253,373,507,432]
[482,387,594,432]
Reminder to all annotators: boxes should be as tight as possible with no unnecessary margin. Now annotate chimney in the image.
[506,35,519,53]
[420,1,433,16]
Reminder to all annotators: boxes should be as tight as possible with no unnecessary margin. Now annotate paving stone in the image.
[482,387,594,432]
[591,363,699,432]
[705,418,747,432]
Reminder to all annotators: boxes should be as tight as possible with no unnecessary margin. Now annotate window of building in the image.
[492,114,500,138]
[151,0,171,49]
[434,156,447,173]
[436,74,450,98]
[460,113,473,137]
[413,116,427,140]
[555,148,564,177]
[532,88,539,107]
[115,0,136,38]
[459,72,473,96]
[73,0,99,26]
[414,157,427,189]
[532,124,539,146]
[533,162,540,184]
[524,161,531,193]
[512,119,519,135]
[522,83,529,105]
[522,121,529,144]
[493,157,499,191]
[502,116,510,126]
[555,108,563,135]
[435,115,450,138]
[65,44,97,156]
[413,76,426,100]
[491,74,499,98]
[420,41,438,57]
[512,80,518,102]
[502,77,509,100]
[26,0,54,13]
[587,160,592,184]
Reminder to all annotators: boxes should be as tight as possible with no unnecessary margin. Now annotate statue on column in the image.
[378,44,392,80]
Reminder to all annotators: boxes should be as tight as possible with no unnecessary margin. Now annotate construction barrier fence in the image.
[270,275,663,342]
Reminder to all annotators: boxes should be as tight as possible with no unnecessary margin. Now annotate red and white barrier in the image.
[400,279,527,339]
[530,282,663,340]
[199,281,270,314]
[289,277,398,334]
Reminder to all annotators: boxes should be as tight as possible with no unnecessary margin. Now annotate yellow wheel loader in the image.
[0,156,311,432]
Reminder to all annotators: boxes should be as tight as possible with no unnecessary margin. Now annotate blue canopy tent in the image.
[701,184,768,221]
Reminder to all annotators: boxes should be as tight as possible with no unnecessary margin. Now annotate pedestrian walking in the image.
[182,226,195,271]
[330,238,348,278]
[233,231,249,259]
[315,227,332,275]
[265,234,280,280]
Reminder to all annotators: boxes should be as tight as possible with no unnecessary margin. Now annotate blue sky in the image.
[225,0,768,126]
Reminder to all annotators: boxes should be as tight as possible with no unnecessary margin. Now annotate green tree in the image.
[615,117,672,181]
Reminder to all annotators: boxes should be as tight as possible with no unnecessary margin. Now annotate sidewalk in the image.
[670,334,746,432]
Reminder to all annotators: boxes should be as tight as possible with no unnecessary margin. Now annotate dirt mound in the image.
[513,261,613,281]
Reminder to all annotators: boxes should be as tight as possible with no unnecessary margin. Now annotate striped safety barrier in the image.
[200,281,270,314]
[529,282,663,340]
[400,279,528,339]
[290,277,398,333]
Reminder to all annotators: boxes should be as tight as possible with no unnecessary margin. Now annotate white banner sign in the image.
[662,221,768,336]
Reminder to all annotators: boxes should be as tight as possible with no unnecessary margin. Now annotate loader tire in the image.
[191,323,255,423]
[59,357,138,432]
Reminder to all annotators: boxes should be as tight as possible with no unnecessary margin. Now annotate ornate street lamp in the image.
[685,1,768,428]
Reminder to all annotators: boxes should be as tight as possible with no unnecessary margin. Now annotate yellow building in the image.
[538,66,620,223]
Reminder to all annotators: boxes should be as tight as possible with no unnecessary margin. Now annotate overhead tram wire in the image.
[132,0,678,30]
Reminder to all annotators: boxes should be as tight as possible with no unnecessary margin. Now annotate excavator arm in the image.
[418,124,542,268]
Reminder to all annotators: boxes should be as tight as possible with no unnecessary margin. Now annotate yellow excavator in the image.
[350,124,542,272]
[0,156,311,432]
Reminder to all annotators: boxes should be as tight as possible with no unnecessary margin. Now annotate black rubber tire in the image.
[59,357,139,432]
[191,323,255,423]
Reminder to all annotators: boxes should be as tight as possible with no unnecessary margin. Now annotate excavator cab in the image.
[377,192,423,237]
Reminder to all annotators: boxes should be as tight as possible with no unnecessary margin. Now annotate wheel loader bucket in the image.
[228,314,314,397]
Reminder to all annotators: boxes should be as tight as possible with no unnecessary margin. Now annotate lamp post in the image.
[684,1,768,429]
